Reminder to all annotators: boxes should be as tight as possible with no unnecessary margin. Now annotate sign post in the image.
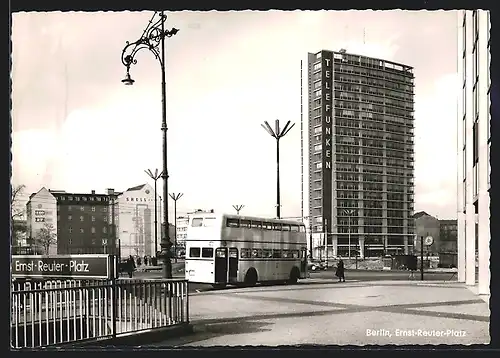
[420,236,434,281]
[12,254,115,280]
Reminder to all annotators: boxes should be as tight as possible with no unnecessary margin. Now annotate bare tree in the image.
[35,223,56,254]
[11,184,26,222]
[11,184,27,244]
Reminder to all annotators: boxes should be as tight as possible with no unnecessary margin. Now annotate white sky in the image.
[11,10,460,219]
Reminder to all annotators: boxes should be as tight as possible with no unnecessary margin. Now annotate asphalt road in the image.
[130,269,457,294]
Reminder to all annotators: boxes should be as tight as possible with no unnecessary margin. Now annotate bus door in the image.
[228,248,239,283]
[300,248,307,275]
[215,248,228,284]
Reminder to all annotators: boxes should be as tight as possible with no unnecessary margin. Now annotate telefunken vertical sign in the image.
[321,50,333,243]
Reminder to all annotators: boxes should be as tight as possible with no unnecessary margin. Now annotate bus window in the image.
[241,248,251,258]
[192,218,203,227]
[227,218,239,227]
[263,222,273,230]
[291,225,300,232]
[262,249,272,258]
[273,223,282,231]
[272,249,281,258]
[250,220,262,229]
[216,249,227,258]
[282,224,290,231]
[201,247,214,258]
[189,247,201,257]
[282,250,291,258]
[251,249,262,258]
[299,225,306,233]
[291,250,300,258]
[240,219,251,228]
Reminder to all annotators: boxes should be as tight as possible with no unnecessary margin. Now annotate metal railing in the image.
[11,278,189,349]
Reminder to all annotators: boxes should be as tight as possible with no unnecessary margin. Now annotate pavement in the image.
[130,268,458,294]
[309,269,458,282]
[145,279,490,347]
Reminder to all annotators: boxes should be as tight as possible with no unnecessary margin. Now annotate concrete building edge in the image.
[59,323,193,347]
[466,284,490,305]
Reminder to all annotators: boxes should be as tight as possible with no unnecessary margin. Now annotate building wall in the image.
[414,214,440,255]
[53,191,114,255]
[26,188,58,254]
[439,219,458,253]
[116,184,162,258]
[307,50,415,258]
[457,10,490,296]
[176,216,189,254]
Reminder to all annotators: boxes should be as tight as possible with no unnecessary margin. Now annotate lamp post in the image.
[232,204,244,215]
[145,169,162,257]
[261,119,295,219]
[169,193,183,263]
[121,11,179,279]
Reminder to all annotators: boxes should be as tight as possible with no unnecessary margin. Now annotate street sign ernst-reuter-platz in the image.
[11,254,115,279]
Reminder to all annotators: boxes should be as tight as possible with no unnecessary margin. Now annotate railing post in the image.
[111,255,117,338]
[185,280,189,324]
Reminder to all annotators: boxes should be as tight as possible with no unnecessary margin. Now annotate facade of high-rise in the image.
[307,50,415,258]
[457,10,490,297]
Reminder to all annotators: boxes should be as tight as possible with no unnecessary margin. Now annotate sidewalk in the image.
[148,279,490,347]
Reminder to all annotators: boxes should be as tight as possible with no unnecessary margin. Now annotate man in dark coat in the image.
[336,257,345,282]
[127,255,136,278]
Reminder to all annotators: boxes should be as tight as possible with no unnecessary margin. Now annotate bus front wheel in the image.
[288,267,300,285]
[244,268,258,286]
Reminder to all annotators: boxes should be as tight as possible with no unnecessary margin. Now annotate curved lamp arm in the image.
[120,12,179,83]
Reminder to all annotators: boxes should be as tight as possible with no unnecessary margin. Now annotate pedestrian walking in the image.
[144,255,148,266]
[127,255,136,278]
[335,257,345,282]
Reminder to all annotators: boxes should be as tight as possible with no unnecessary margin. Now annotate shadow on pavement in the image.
[147,320,273,347]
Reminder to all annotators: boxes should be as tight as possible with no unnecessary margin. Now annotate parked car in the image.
[308,259,327,271]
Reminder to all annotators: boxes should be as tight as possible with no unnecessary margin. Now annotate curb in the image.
[66,323,193,347]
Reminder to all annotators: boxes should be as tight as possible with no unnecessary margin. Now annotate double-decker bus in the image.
[185,212,308,287]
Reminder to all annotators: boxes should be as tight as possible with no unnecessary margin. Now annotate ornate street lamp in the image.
[121,11,179,278]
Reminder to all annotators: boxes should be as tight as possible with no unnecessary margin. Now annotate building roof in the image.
[50,191,109,197]
[309,49,414,71]
[413,211,431,219]
[126,184,146,192]
[439,219,457,224]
